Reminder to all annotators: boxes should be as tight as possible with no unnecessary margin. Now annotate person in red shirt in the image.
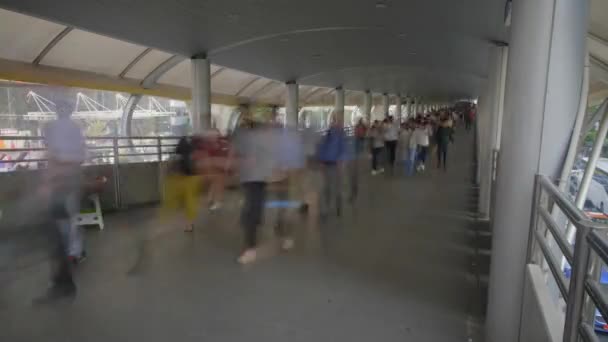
[202,129,229,211]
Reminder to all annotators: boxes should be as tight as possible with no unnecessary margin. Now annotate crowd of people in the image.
[23,99,473,303]
[165,106,465,265]
[358,109,457,176]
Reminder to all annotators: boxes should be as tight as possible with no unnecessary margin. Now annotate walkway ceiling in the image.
[0,0,605,105]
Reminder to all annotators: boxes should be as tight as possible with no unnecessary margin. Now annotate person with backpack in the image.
[317,113,346,219]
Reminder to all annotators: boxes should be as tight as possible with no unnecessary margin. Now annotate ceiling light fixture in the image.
[312,53,322,59]
[375,1,387,9]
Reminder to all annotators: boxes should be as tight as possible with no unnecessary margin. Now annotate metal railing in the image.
[529,174,608,342]
[0,135,179,169]
[0,135,179,208]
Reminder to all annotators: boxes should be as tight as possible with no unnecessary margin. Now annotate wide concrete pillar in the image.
[191,56,211,133]
[396,95,402,120]
[478,46,509,219]
[285,81,299,128]
[363,90,372,123]
[485,0,589,341]
[334,87,345,125]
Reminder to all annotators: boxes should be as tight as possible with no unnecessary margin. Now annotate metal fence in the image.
[0,135,179,172]
[0,126,354,168]
[529,174,608,342]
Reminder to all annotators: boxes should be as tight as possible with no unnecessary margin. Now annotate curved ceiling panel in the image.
[213,69,257,96]
[301,65,484,99]
[591,0,608,41]
[157,59,190,87]
[0,0,506,98]
[257,82,285,104]
[124,49,173,80]
[0,8,65,62]
[237,77,271,98]
[41,29,147,76]
[589,36,608,66]
[211,30,489,90]
[346,90,364,106]
[157,60,221,88]
[0,0,506,55]
[309,88,335,105]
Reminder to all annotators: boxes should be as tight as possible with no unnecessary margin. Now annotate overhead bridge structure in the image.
[0,1,608,342]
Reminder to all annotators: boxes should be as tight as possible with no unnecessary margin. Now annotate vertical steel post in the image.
[112,137,121,209]
[563,225,591,342]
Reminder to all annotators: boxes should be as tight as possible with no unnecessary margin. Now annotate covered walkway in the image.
[0,131,486,341]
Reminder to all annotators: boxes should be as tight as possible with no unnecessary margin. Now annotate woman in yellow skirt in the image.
[162,136,204,232]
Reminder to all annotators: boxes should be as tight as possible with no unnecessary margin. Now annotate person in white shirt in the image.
[399,121,418,176]
[413,119,431,172]
[36,96,86,302]
[383,116,400,171]
[43,99,87,264]
[369,120,385,175]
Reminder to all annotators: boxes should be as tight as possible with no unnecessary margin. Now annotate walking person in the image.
[354,118,367,155]
[162,136,204,232]
[203,129,227,211]
[231,119,276,264]
[42,98,87,265]
[383,116,399,171]
[35,96,87,302]
[400,121,417,176]
[369,120,384,175]
[436,112,454,171]
[317,114,346,219]
[414,119,430,172]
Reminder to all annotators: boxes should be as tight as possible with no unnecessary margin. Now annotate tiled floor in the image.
[0,130,485,341]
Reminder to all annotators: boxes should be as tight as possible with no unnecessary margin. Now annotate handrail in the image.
[538,175,590,226]
[528,174,608,342]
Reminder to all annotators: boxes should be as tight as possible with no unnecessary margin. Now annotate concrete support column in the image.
[396,95,402,120]
[485,0,589,341]
[382,93,390,117]
[334,87,345,126]
[285,81,299,128]
[191,56,211,133]
[363,90,372,124]
[478,46,509,220]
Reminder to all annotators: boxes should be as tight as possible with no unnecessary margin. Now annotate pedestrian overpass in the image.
[1,1,608,342]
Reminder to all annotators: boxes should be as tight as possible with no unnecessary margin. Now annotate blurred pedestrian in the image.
[36,96,86,302]
[369,120,385,175]
[317,114,345,219]
[383,115,399,171]
[436,112,454,171]
[400,121,417,176]
[232,121,276,264]
[162,136,203,232]
[43,98,87,264]
[354,118,367,155]
[414,119,430,172]
[202,129,227,211]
